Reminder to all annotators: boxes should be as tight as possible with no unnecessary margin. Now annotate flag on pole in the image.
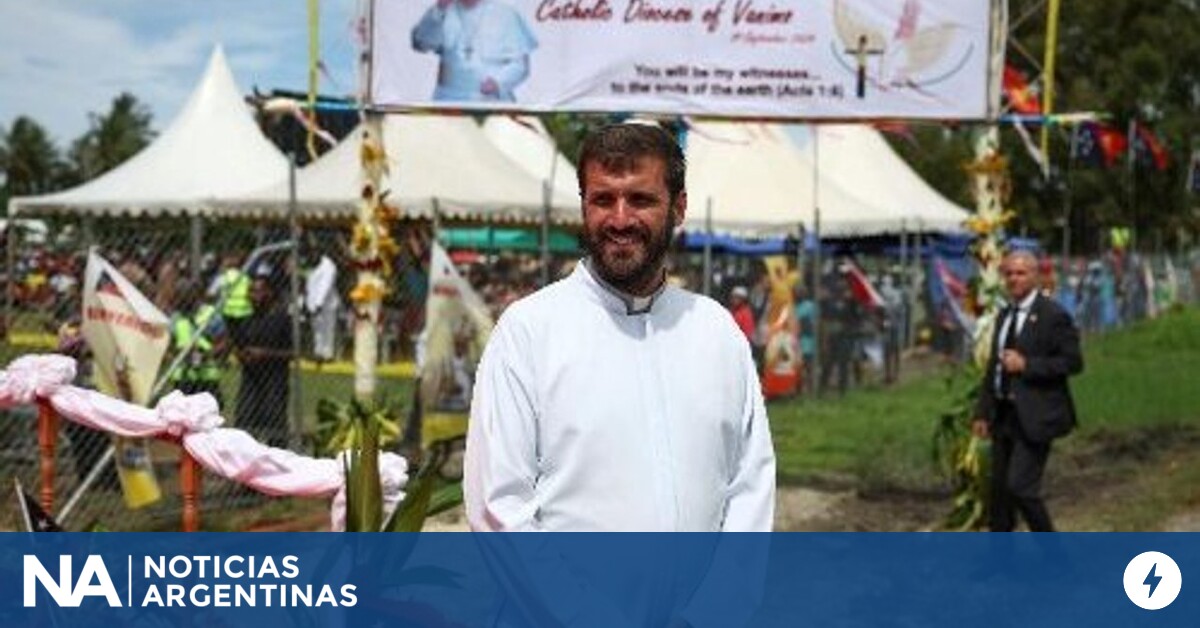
[1013,119,1049,178]
[1002,64,1042,115]
[81,250,168,509]
[1073,121,1127,168]
[15,478,63,532]
[931,257,975,334]
[417,242,494,446]
[1129,121,1169,171]
[841,260,885,310]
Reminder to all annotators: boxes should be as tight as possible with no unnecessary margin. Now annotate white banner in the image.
[418,243,493,418]
[81,250,171,405]
[371,0,1001,119]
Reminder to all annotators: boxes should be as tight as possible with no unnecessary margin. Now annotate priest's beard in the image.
[583,208,675,295]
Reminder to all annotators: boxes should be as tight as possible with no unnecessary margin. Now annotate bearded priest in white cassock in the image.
[411,0,538,102]
[465,123,777,533]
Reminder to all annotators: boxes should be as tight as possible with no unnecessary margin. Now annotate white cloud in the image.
[0,0,357,147]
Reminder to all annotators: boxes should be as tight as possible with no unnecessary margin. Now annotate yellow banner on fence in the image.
[81,250,167,509]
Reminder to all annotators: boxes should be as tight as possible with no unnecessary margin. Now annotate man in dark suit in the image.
[973,250,1083,532]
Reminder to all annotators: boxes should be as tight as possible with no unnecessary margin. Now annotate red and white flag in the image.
[842,261,886,310]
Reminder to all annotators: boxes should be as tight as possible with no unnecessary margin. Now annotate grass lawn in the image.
[5,306,1196,531]
[769,306,1200,495]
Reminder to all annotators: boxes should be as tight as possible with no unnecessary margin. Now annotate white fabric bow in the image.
[155,391,224,438]
[0,354,76,406]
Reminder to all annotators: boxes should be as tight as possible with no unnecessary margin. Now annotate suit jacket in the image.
[975,293,1084,443]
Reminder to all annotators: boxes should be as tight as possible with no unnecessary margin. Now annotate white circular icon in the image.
[1123,551,1182,610]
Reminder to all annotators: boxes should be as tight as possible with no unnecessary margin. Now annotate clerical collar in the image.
[581,258,667,315]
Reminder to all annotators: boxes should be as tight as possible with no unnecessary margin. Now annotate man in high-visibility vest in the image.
[210,251,253,344]
[170,286,228,405]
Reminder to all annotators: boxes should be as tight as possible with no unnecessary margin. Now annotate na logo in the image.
[24,555,122,607]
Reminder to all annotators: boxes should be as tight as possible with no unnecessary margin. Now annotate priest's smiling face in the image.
[580,157,685,296]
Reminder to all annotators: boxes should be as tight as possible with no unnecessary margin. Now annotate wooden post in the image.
[37,400,57,514]
[179,447,200,532]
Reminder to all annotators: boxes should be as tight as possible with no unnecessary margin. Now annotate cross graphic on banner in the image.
[846,34,884,99]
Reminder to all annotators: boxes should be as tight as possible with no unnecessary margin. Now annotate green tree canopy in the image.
[68,92,155,181]
[0,116,69,210]
[897,0,1200,253]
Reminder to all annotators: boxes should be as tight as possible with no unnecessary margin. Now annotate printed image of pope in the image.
[411,0,538,103]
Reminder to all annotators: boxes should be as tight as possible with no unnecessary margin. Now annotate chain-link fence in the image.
[3,213,1197,530]
[0,215,436,531]
[671,244,1200,396]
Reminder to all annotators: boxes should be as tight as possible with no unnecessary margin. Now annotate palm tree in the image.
[0,116,67,203]
[68,92,155,181]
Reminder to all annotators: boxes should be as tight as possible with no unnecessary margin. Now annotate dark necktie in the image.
[999,306,1019,398]
[1003,306,1020,350]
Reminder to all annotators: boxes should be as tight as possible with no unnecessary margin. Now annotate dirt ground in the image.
[374,423,1200,533]
[777,424,1200,532]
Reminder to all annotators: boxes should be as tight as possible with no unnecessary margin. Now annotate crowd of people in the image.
[1050,250,1197,331]
[3,220,1197,444]
[0,236,302,449]
[718,260,911,397]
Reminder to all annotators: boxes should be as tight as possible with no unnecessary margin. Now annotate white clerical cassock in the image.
[465,260,776,532]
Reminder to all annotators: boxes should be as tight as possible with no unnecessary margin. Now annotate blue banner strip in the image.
[1,532,1194,627]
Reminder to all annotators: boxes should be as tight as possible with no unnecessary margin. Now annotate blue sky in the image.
[0,0,360,145]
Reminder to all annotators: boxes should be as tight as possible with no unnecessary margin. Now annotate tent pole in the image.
[810,125,822,396]
[4,213,13,335]
[899,219,909,348]
[795,222,806,290]
[82,216,95,250]
[288,153,303,450]
[910,221,923,353]
[189,215,204,284]
[1062,126,1078,273]
[703,197,713,297]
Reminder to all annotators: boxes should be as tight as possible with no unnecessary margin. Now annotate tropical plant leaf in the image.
[356,406,383,532]
[427,483,464,519]
[932,364,989,531]
[343,451,363,532]
[385,461,435,533]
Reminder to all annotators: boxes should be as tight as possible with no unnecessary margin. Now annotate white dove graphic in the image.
[832,0,973,97]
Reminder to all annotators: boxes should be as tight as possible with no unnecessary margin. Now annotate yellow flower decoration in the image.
[350,223,372,254]
[377,232,401,263]
[349,279,386,305]
[374,202,400,223]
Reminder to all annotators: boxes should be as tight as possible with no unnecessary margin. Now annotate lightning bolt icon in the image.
[1144,563,1162,598]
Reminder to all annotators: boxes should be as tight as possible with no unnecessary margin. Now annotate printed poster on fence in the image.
[82,250,171,405]
[81,250,168,508]
[371,0,1001,119]
[418,243,494,443]
[761,256,799,399]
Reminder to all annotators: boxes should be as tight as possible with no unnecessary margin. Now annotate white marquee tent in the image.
[684,121,968,237]
[10,46,289,217]
[685,122,901,237]
[222,115,581,224]
[791,124,969,233]
[481,115,580,205]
